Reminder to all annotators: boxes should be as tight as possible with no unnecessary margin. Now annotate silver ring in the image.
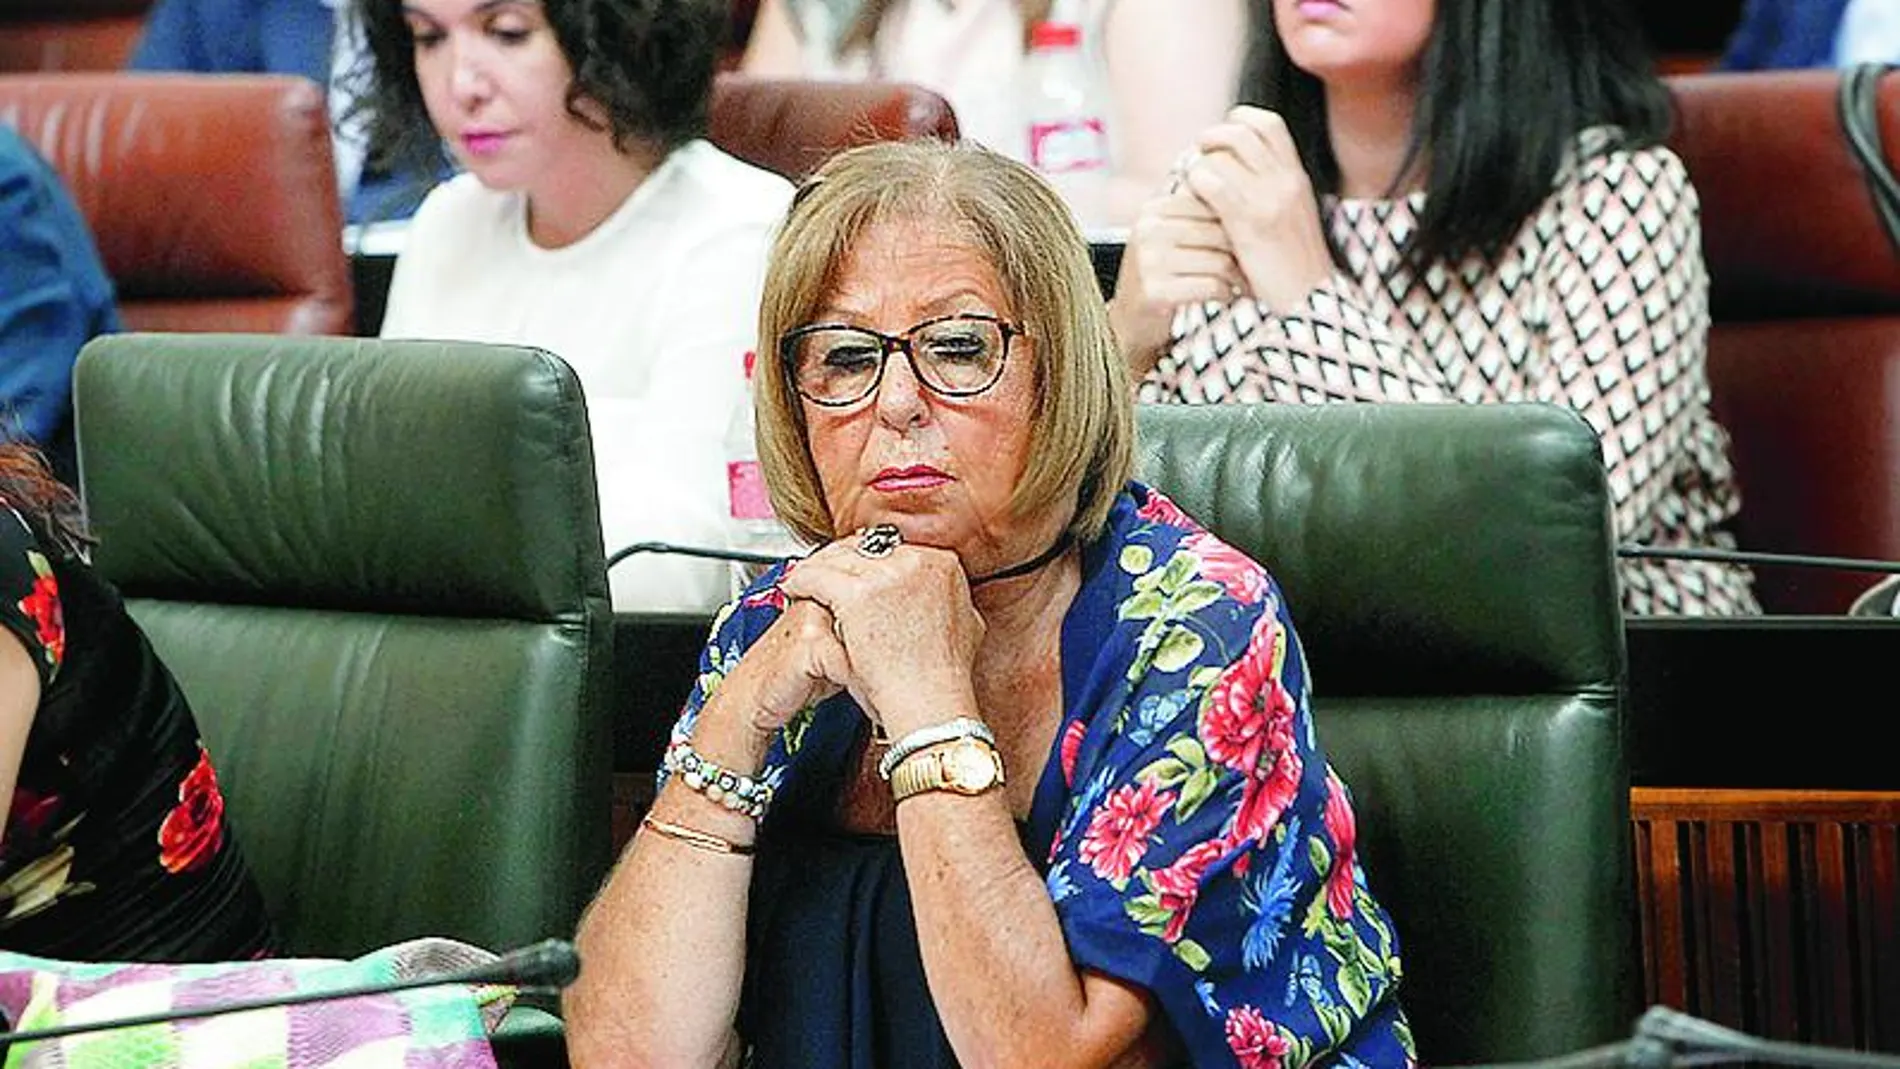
[1166,148,1202,194]
[854,523,903,560]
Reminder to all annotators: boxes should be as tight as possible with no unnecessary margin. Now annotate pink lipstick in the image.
[870,465,952,492]
[461,130,510,158]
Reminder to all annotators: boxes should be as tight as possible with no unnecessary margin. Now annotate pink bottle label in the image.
[1029,118,1109,175]
[727,460,774,521]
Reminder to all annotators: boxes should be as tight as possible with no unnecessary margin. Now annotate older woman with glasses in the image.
[565,140,1413,1069]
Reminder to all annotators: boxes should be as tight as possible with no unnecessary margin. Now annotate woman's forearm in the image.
[896,792,1152,1069]
[566,703,775,1069]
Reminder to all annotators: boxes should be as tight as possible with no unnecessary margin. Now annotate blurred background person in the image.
[0,127,117,488]
[1719,0,1900,70]
[1,440,275,961]
[357,0,794,613]
[129,0,446,224]
[738,0,1248,229]
[1111,0,1758,617]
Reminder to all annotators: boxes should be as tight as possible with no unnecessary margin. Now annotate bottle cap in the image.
[1029,21,1082,50]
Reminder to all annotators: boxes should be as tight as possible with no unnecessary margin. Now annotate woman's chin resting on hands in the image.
[565,139,1415,1069]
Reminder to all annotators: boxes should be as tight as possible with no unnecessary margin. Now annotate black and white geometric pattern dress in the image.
[1140,131,1759,616]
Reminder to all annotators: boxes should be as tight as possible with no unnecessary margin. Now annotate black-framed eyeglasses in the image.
[778,313,1025,407]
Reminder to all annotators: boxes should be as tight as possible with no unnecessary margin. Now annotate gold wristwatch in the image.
[890,736,1006,803]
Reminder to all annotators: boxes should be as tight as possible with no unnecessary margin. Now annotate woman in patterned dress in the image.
[0,442,274,960]
[1109,0,1758,616]
[566,140,1413,1069]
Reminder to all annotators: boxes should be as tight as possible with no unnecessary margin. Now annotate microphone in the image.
[0,938,580,1048]
[606,540,786,571]
[1437,1006,1900,1069]
[469,937,581,987]
[1629,1005,1900,1069]
[1618,544,1900,575]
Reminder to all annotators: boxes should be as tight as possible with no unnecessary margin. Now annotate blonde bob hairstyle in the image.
[753,139,1136,548]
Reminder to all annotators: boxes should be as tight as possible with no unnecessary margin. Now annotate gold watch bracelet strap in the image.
[877,716,996,780]
[889,736,1005,803]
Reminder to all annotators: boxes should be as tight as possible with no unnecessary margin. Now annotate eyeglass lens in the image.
[789,317,1008,404]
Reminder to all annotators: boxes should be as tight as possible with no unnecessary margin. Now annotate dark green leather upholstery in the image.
[1136,402,1634,1065]
[71,334,615,961]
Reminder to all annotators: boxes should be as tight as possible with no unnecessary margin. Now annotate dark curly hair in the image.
[347,0,725,187]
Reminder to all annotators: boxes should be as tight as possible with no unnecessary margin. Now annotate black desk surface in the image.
[612,612,1900,791]
[1623,615,1899,790]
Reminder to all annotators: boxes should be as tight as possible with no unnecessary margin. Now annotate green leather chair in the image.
[1137,402,1636,1064]
[70,333,616,963]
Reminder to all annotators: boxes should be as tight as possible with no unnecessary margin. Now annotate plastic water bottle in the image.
[725,351,798,595]
[1022,14,1111,230]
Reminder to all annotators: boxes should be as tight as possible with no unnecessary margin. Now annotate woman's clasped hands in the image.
[1112,106,1336,372]
[737,525,988,744]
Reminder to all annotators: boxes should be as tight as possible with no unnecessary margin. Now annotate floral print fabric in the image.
[0,501,272,961]
[672,484,1414,1067]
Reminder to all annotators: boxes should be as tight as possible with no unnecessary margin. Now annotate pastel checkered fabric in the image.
[0,938,510,1068]
[1143,130,1759,616]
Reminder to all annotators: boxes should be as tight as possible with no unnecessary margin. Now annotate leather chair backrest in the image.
[1665,70,1900,613]
[0,0,150,73]
[1136,402,1634,1064]
[0,72,354,337]
[71,333,614,958]
[708,73,959,181]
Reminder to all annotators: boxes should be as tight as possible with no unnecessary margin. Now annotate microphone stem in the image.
[1617,545,1900,574]
[607,542,784,569]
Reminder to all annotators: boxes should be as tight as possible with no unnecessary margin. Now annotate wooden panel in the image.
[1632,788,1900,1051]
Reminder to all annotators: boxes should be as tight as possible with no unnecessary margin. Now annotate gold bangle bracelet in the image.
[639,814,756,857]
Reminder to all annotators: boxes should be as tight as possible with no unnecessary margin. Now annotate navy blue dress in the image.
[671,485,1415,1067]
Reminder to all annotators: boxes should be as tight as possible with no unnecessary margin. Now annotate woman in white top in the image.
[739,0,1247,229]
[353,0,794,612]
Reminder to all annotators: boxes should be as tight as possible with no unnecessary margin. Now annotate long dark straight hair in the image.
[1240,0,1671,271]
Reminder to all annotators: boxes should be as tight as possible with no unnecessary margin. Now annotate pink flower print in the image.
[1149,837,1233,943]
[741,583,788,611]
[1135,489,1197,531]
[1225,1006,1291,1069]
[1184,531,1268,604]
[1200,613,1294,774]
[1079,779,1175,883]
[1232,716,1304,845]
[1321,767,1360,920]
[1059,719,1087,788]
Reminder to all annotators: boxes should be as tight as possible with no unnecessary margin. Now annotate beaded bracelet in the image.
[876,716,997,781]
[664,739,775,821]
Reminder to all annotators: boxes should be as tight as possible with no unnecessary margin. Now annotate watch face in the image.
[945,741,1001,791]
